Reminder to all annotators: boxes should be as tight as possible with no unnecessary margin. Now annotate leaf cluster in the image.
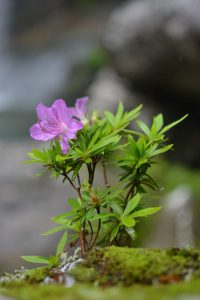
[22,103,187,263]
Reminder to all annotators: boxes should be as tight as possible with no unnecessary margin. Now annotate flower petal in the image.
[75,97,88,113]
[36,103,57,123]
[52,99,73,123]
[29,123,55,141]
[59,135,70,154]
[67,119,83,139]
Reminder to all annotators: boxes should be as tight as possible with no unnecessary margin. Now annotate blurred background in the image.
[0,0,200,272]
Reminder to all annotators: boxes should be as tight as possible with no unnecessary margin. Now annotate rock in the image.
[88,67,134,113]
[145,186,195,248]
[101,0,200,166]
[104,0,200,101]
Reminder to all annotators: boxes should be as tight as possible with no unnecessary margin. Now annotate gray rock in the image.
[145,186,195,248]
[88,68,132,113]
[104,0,200,100]
[101,0,200,166]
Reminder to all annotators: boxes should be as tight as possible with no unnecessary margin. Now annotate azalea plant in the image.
[22,97,187,265]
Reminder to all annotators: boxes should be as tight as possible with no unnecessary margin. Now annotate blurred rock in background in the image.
[145,186,195,248]
[90,0,200,166]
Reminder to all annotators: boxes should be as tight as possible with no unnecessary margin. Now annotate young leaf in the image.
[110,224,120,241]
[160,114,188,134]
[148,144,173,157]
[123,193,141,216]
[130,207,161,218]
[136,120,151,136]
[68,198,81,210]
[56,232,68,257]
[21,256,50,265]
[155,114,164,132]
[121,216,136,228]
[41,224,68,236]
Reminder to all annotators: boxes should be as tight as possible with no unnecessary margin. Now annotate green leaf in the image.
[109,203,123,216]
[68,198,81,210]
[110,224,120,241]
[121,216,136,228]
[41,224,67,236]
[21,256,50,265]
[104,111,115,126]
[160,114,188,134]
[131,207,161,218]
[155,114,164,132]
[123,193,141,216]
[136,120,151,136]
[56,232,68,257]
[115,102,124,125]
[48,255,59,267]
[128,135,140,159]
[148,144,173,157]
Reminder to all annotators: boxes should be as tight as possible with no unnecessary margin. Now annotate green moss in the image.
[25,266,49,283]
[69,265,98,283]
[2,280,200,300]
[73,246,200,285]
[2,247,200,299]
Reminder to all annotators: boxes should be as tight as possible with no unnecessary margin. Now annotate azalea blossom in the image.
[70,97,89,124]
[29,99,86,154]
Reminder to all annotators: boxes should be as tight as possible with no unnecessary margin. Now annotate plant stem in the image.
[80,228,85,256]
[88,220,94,249]
[125,180,135,205]
[88,207,101,250]
[102,162,110,188]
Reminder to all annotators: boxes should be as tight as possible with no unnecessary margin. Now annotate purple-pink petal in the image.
[52,99,73,123]
[29,123,55,141]
[59,135,70,154]
[36,103,57,123]
[76,97,88,112]
[30,98,87,154]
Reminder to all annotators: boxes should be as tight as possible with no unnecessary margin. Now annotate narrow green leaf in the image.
[56,232,68,257]
[123,193,141,216]
[41,224,67,236]
[155,114,164,132]
[68,198,81,210]
[121,216,136,228]
[110,224,120,241]
[104,111,115,126]
[115,102,124,125]
[160,114,188,134]
[136,120,151,136]
[130,207,161,218]
[21,256,50,264]
[148,144,173,157]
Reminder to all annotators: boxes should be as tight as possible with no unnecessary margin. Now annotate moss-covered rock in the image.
[1,246,200,300]
[70,246,200,285]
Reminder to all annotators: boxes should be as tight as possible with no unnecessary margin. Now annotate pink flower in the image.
[29,99,85,154]
[69,97,89,124]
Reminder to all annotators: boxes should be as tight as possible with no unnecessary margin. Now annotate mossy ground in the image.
[1,246,200,300]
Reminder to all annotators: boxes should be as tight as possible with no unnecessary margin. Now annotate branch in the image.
[102,162,110,189]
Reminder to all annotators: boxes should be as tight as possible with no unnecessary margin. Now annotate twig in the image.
[88,220,94,249]
[102,162,110,188]
[88,207,101,250]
